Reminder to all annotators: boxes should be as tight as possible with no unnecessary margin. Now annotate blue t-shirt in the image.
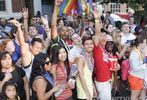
[12,40,21,64]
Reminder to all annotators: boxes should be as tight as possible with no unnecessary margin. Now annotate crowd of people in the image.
[0,0,147,100]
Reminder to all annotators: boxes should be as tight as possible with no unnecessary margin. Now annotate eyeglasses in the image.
[45,61,50,65]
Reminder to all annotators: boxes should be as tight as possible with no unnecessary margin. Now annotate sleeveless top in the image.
[31,73,56,100]
[76,56,94,99]
[23,54,34,81]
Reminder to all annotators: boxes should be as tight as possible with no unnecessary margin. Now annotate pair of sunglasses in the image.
[45,61,51,65]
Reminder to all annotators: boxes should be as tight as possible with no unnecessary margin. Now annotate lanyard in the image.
[42,72,54,86]
[81,50,94,72]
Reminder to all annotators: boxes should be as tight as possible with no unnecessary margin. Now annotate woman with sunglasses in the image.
[30,53,60,100]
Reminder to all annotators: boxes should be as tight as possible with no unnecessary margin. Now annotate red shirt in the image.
[93,45,111,82]
[65,38,73,46]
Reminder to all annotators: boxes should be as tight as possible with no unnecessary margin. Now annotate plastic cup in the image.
[109,56,118,71]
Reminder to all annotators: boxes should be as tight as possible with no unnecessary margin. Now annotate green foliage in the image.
[127,0,147,16]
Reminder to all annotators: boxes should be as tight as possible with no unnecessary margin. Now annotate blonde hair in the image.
[111,29,122,51]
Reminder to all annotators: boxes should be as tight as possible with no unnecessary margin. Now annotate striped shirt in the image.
[52,64,72,100]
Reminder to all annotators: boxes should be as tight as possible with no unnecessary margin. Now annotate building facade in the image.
[0,0,53,19]
[103,3,128,13]
[0,0,128,19]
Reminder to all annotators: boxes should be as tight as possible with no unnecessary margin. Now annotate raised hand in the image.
[41,16,48,26]
[55,0,63,6]
[22,7,28,19]
[81,2,86,11]
[91,8,101,19]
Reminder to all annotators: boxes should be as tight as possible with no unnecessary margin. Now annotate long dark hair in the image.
[1,81,18,100]
[30,53,49,85]
[50,44,70,76]
[105,41,117,56]
[0,51,13,71]
[130,35,145,47]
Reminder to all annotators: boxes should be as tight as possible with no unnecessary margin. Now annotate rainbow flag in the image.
[58,0,93,16]
[85,0,93,14]
[77,0,93,15]
[58,0,77,16]
[77,0,83,15]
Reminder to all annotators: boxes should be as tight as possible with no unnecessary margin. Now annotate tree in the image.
[127,0,147,16]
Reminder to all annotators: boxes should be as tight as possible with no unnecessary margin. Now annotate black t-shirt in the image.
[0,67,26,100]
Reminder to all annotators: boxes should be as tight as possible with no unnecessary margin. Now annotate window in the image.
[12,0,25,12]
[110,3,120,13]
[0,0,6,11]
[42,0,53,5]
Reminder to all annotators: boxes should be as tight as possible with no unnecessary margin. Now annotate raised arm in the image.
[51,0,63,40]
[91,7,102,46]
[22,7,29,42]
[10,20,31,67]
[92,7,102,35]
[79,1,86,36]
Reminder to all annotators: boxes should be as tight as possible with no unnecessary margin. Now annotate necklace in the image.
[81,49,94,72]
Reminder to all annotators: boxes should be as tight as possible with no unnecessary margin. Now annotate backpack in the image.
[121,59,130,81]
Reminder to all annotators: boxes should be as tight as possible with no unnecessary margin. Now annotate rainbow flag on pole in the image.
[85,0,93,14]
[58,0,93,16]
[58,0,77,16]
[77,0,93,15]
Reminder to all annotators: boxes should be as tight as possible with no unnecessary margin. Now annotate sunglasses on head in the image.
[45,61,50,65]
